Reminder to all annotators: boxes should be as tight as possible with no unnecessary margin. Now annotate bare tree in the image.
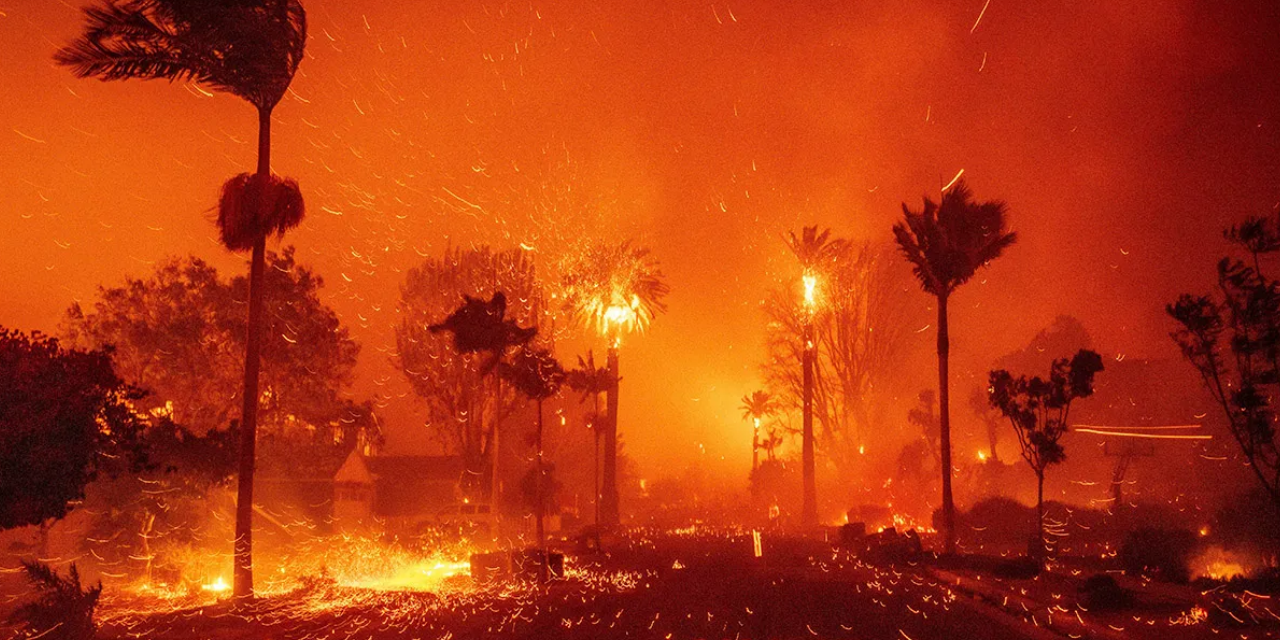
[761,241,918,474]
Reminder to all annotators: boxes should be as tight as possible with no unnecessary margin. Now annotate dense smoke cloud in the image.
[3,0,1279,479]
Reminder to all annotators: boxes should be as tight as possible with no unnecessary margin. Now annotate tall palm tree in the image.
[739,390,775,472]
[892,179,1017,554]
[56,0,307,599]
[498,347,565,583]
[567,351,613,530]
[785,226,845,528]
[561,242,669,528]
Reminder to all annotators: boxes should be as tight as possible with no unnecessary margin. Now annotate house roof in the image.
[334,452,468,518]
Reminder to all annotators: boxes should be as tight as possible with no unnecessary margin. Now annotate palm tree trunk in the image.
[535,398,547,584]
[752,429,759,472]
[490,377,502,533]
[937,292,956,555]
[601,346,620,528]
[802,321,818,527]
[233,106,272,600]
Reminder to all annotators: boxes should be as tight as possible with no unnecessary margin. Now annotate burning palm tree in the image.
[892,179,1017,554]
[785,226,845,527]
[740,390,776,472]
[561,242,669,528]
[57,0,308,599]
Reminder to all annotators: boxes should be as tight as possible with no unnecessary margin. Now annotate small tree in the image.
[739,391,776,472]
[1169,215,1280,514]
[566,352,613,529]
[907,390,941,467]
[498,347,565,583]
[988,349,1103,557]
[399,249,542,497]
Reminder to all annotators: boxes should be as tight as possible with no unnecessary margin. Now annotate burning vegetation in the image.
[3,0,1280,639]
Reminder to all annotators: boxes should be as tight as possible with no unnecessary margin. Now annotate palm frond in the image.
[895,179,1015,296]
[217,173,305,252]
[57,0,307,111]
[786,225,845,271]
[560,241,670,336]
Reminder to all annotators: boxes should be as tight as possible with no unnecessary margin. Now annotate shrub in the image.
[1120,527,1199,583]
[1078,573,1133,610]
[9,561,101,639]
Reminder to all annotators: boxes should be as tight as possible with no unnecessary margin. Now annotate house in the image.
[333,451,468,531]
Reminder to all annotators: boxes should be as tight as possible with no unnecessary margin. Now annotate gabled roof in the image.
[333,452,468,518]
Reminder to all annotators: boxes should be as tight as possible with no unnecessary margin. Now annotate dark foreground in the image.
[85,532,1034,640]
[13,530,1271,640]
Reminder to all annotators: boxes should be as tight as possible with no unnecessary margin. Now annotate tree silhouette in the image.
[62,250,377,462]
[57,0,308,599]
[740,391,776,472]
[907,390,941,467]
[893,179,1017,554]
[989,349,1103,558]
[566,351,613,529]
[430,292,538,368]
[561,241,669,528]
[498,347,565,583]
[968,388,1002,463]
[398,248,544,502]
[419,259,542,510]
[1169,213,1280,515]
[784,226,846,527]
[0,328,148,531]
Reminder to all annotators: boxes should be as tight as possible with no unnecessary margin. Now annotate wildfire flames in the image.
[1190,546,1253,582]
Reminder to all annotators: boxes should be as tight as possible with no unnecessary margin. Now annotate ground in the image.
[5,529,1277,639]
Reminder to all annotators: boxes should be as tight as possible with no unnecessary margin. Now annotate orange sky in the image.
[3,0,1279,481]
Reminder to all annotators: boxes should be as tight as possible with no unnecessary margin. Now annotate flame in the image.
[1191,546,1253,581]
[343,560,472,592]
[200,576,229,593]
[802,273,817,309]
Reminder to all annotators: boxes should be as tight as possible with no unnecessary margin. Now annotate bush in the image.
[949,497,1034,548]
[992,556,1042,580]
[1078,574,1133,610]
[9,561,101,640]
[1120,527,1199,583]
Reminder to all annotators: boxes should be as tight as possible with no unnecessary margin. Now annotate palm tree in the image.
[739,391,775,472]
[785,226,845,528]
[892,179,1017,554]
[56,0,307,599]
[566,351,614,530]
[561,242,669,528]
[498,347,565,583]
[431,291,539,519]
